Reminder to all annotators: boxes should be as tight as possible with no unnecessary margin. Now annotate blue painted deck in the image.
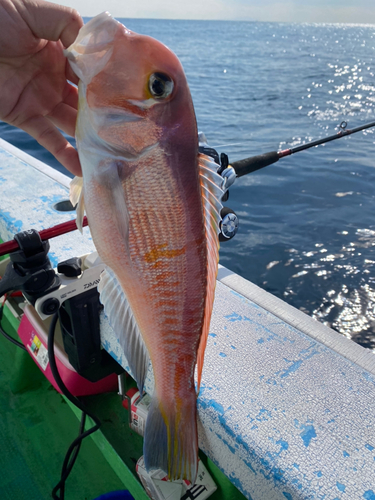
[1,138,375,499]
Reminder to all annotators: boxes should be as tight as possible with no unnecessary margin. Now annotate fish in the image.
[65,12,224,482]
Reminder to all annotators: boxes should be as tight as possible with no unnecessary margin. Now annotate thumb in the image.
[15,0,83,47]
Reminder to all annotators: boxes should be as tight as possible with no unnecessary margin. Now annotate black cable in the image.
[0,304,27,351]
[48,312,101,500]
[61,412,87,480]
[52,412,87,500]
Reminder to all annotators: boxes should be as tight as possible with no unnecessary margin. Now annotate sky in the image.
[51,0,375,24]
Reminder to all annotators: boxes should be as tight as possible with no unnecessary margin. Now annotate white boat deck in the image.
[0,137,374,500]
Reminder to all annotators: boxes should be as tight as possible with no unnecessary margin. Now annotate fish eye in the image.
[148,72,174,99]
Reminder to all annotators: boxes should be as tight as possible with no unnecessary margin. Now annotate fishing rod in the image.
[229,120,375,177]
[0,217,88,257]
[0,119,374,256]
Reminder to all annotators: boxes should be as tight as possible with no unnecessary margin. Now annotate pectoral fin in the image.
[95,161,130,252]
[69,176,85,233]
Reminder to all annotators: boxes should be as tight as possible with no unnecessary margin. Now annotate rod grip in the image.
[230,151,280,177]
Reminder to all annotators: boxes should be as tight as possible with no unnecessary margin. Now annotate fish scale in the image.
[126,156,205,310]
[65,11,223,482]
[123,158,206,387]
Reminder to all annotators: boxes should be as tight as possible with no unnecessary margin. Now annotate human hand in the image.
[0,0,83,176]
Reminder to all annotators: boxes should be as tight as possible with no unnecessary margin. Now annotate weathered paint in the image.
[1,139,375,499]
[0,139,94,266]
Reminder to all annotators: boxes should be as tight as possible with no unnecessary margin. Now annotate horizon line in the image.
[81,16,375,27]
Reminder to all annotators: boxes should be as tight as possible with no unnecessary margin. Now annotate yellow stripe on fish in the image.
[144,243,187,264]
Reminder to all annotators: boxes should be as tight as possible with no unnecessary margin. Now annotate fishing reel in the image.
[198,132,239,242]
[0,231,123,382]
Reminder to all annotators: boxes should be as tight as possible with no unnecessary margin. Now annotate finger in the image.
[21,115,82,176]
[48,102,77,138]
[16,0,83,48]
[66,59,80,86]
[63,82,79,111]
[47,83,79,137]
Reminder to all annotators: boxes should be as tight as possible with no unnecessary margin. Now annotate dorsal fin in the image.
[69,176,85,233]
[98,267,150,394]
[197,153,224,392]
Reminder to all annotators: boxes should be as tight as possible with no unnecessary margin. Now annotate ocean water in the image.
[1,19,375,351]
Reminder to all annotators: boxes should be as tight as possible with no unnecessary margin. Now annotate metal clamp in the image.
[220,166,237,192]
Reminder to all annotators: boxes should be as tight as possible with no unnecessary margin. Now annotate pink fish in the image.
[66,13,223,482]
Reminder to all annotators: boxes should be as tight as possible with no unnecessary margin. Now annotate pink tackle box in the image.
[18,304,118,396]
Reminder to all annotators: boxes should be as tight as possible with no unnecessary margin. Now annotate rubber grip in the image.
[230,151,280,177]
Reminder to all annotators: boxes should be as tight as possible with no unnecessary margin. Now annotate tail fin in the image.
[144,391,198,483]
